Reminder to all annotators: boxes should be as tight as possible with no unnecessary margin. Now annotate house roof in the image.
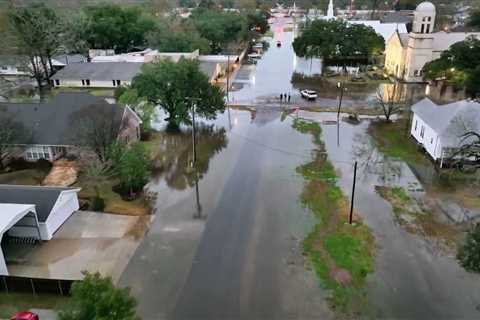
[0,185,79,222]
[52,62,143,81]
[199,61,219,80]
[431,32,480,52]
[348,20,408,42]
[0,204,36,235]
[381,12,413,24]
[52,54,87,66]
[412,98,480,147]
[0,92,127,146]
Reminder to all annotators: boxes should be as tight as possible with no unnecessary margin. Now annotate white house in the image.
[410,98,480,166]
[385,2,480,82]
[51,62,143,88]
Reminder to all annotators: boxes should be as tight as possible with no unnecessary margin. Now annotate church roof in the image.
[349,20,408,42]
[416,2,436,13]
[431,32,480,52]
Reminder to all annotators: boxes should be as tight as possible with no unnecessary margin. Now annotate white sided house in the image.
[410,98,480,166]
[51,62,143,88]
[0,186,80,275]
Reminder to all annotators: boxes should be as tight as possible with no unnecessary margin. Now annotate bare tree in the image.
[69,104,125,163]
[450,132,480,172]
[376,82,404,122]
[0,109,30,170]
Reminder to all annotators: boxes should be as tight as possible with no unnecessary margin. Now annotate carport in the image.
[0,204,41,276]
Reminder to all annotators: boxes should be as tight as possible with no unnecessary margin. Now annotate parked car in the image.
[276,41,282,47]
[300,89,318,100]
[11,312,39,320]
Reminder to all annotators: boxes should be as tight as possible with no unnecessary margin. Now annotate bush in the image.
[457,224,480,273]
[90,196,105,212]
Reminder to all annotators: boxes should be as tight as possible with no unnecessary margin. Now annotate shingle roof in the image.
[52,54,87,65]
[0,185,78,222]
[52,62,143,81]
[412,98,480,147]
[0,92,126,146]
[199,61,218,80]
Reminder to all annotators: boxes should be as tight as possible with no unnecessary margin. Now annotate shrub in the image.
[90,196,105,212]
[457,224,480,273]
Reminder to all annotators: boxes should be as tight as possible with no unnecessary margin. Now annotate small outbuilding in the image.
[410,98,480,166]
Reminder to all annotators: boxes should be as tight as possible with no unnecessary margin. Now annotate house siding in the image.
[52,79,131,88]
[411,113,441,160]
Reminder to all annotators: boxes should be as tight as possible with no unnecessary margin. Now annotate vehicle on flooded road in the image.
[11,312,39,320]
[276,41,282,47]
[300,89,318,100]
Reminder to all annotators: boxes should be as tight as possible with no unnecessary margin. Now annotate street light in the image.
[337,81,346,120]
[185,97,201,166]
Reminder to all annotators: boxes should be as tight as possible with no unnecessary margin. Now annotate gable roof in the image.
[0,185,79,222]
[349,20,408,42]
[431,32,480,52]
[0,92,128,146]
[52,62,143,81]
[412,98,480,147]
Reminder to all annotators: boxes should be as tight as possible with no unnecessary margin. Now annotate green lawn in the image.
[0,293,68,318]
[368,118,429,165]
[293,118,375,315]
[0,169,49,185]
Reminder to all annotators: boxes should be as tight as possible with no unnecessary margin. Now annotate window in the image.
[414,120,418,131]
[1,66,7,70]
[113,80,116,86]
[82,79,85,86]
[421,24,425,33]
[420,126,425,138]
[414,70,423,77]
[426,25,430,33]
[431,138,434,144]
[116,80,121,86]
[55,79,60,86]
[86,79,90,86]
[428,17,431,22]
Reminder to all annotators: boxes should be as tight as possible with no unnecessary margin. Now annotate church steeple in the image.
[327,0,334,19]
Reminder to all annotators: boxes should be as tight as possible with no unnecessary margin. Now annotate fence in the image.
[0,275,74,296]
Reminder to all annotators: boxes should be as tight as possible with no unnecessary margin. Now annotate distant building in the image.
[385,2,480,82]
[410,98,480,165]
[0,92,141,162]
[0,185,81,275]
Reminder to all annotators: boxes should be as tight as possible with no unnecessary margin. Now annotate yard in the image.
[0,293,68,318]
[368,117,480,212]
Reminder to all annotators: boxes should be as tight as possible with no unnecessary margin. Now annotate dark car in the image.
[11,312,39,320]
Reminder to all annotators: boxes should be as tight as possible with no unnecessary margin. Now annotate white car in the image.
[301,89,318,100]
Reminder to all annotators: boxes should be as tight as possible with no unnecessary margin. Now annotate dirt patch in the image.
[42,160,78,186]
[376,186,461,248]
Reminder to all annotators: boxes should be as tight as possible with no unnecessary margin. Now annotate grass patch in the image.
[368,118,428,165]
[0,293,69,318]
[75,178,150,216]
[376,186,460,246]
[293,118,375,315]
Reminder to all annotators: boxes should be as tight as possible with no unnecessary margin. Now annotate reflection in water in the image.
[151,123,228,190]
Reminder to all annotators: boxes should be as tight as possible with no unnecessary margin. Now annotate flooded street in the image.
[299,111,480,319]
[120,108,333,320]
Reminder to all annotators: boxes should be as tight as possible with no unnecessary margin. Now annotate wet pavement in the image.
[120,108,333,320]
[299,111,480,319]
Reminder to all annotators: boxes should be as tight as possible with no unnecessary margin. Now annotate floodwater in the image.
[299,111,480,319]
[230,17,464,108]
[120,108,333,320]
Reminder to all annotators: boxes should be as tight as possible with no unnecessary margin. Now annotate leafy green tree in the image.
[118,87,156,133]
[190,9,248,53]
[81,4,156,53]
[457,223,480,273]
[113,143,151,196]
[132,58,225,130]
[246,11,269,34]
[293,19,384,73]
[58,272,139,320]
[423,36,480,97]
[7,3,62,88]
[468,10,480,30]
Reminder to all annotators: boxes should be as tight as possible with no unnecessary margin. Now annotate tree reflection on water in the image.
[151,123,228,190]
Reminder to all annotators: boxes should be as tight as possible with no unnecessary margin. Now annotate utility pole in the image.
[186,97,201,165]
[349,161,358,224]
[226,54,230,102]
[337,82,345,120]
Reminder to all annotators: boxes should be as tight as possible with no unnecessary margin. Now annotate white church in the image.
[385,1,480,82]
[309,0,408,43]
